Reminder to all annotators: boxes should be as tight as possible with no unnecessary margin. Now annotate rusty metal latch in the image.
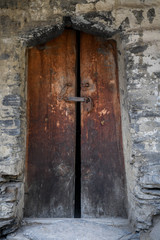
[64,96,93,112]
[64,96,91,103]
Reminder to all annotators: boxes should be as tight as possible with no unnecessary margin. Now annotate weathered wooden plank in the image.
[80,33,126,217]
[25,30,77,217]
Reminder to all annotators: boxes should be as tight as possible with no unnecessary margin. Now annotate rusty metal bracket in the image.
[64,96,93,112]
[64,96,89,102]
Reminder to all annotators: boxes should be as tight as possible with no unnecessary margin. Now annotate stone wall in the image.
[0,0,160,236]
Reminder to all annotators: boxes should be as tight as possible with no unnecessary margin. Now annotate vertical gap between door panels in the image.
[74,30,81,218]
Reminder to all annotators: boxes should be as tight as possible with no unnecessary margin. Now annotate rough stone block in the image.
[0,0,28,9]
[0,184,20,203]
[119,0,160,7]
[2,95,21,107]
[140,166,160,189]
[0,202,15,219]
[0,16,21,34]
[95,0,115,11]
[76,3,95,13]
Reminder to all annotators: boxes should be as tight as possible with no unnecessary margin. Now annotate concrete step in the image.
[5,218,140,240]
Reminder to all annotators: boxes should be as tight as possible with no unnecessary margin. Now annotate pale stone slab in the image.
[6,218,139,240]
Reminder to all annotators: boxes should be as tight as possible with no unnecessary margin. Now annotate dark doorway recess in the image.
[75,31,81,218]
[25,29,127,218]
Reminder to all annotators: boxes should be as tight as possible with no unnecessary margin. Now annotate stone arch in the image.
[20,13,124,47]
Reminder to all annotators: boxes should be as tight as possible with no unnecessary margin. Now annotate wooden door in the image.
[25,30,126,218]
[25,30,76,217]
[81,33,126,217]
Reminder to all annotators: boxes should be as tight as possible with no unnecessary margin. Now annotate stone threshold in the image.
[4,218,140,240]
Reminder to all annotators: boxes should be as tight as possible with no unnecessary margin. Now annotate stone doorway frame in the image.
[0,14,132,236]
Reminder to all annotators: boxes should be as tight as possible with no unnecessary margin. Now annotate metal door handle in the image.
[64,96,93,112]
[64,97,91,103]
